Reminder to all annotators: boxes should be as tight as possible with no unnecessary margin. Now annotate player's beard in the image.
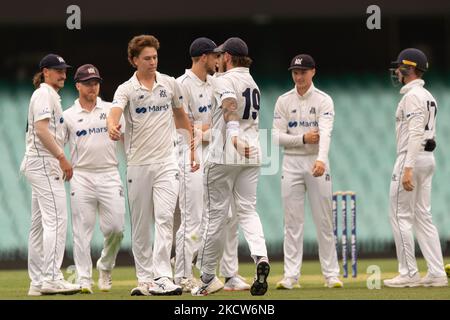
[82,92,97,103]
[221,60,227,72]
[206,65,215,76]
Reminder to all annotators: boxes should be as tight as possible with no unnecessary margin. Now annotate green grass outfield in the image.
[0,258,449,300]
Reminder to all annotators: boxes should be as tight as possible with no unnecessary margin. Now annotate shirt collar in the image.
[40,83,61,99]
[295,82,315,99]
[74,97,104,113]
[400,79,425,94]
[186,69,211,86]
[223,67,249,75]
[131,71,161,91]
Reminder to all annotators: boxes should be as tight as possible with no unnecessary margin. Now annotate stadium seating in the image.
[1,75,449,259]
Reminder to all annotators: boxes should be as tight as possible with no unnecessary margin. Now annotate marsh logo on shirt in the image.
[135,104,170,114]
[76,130,87,137]
[76,127,107,137]
[288,121,298,128]
[198,105,211,113]
[299,120,318,127]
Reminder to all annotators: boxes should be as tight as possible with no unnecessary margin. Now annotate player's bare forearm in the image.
[35,119,64,158]
[174,106,193,137]
[107,107,123,128]
[174,106,199,171]
[107,107,123,141]
[222,98,239,122]
[201,123,210,132]
[35,119,73,180]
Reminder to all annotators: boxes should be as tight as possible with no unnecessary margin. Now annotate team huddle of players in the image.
[21,34,448,297]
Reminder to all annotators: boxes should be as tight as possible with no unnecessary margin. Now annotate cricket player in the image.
[192,37,270,296]
[107,35,198,296]
[272,54,342,289]
[63,64,125,294]
[174,37,251,292]
[384,48,448,288]
[20,54,81,296]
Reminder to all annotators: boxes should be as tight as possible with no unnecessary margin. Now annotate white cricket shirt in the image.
[112,71,184,165]
[63,97,124,171]
[396,79,437,167]
[176,69,212,150]
[24,83,65,158]
[206,67,261,166]
[272,83,334,163]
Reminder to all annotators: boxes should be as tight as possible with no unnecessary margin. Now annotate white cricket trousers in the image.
[175,148,239,279]
[219,210,240,278]
[197,163,267,275]
[20,156,67,285]
[70,169,125,284]
[127,162,179,282]
[281,154,340,279]
[389,151,446,277]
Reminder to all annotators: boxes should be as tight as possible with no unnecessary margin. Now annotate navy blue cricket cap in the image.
[189,37,218,57]
[288,54,316,70]
[39,54,71,70]
[214,37,248,57]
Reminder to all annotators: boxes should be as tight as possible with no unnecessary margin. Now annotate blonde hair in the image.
[32,71,44,89]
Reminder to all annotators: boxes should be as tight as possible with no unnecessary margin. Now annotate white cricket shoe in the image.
[324,277,344,288]
[130,282,153,296]
[149,277,182,296]
[224,275,251,291]
[276,277,300,290]
[418,273,448,287]
[41,279,81,295]
[175,277,198,293]
[383,273,421,288]
[98,269,112,292]
[191,276,224,296]
[28,284,42,296]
